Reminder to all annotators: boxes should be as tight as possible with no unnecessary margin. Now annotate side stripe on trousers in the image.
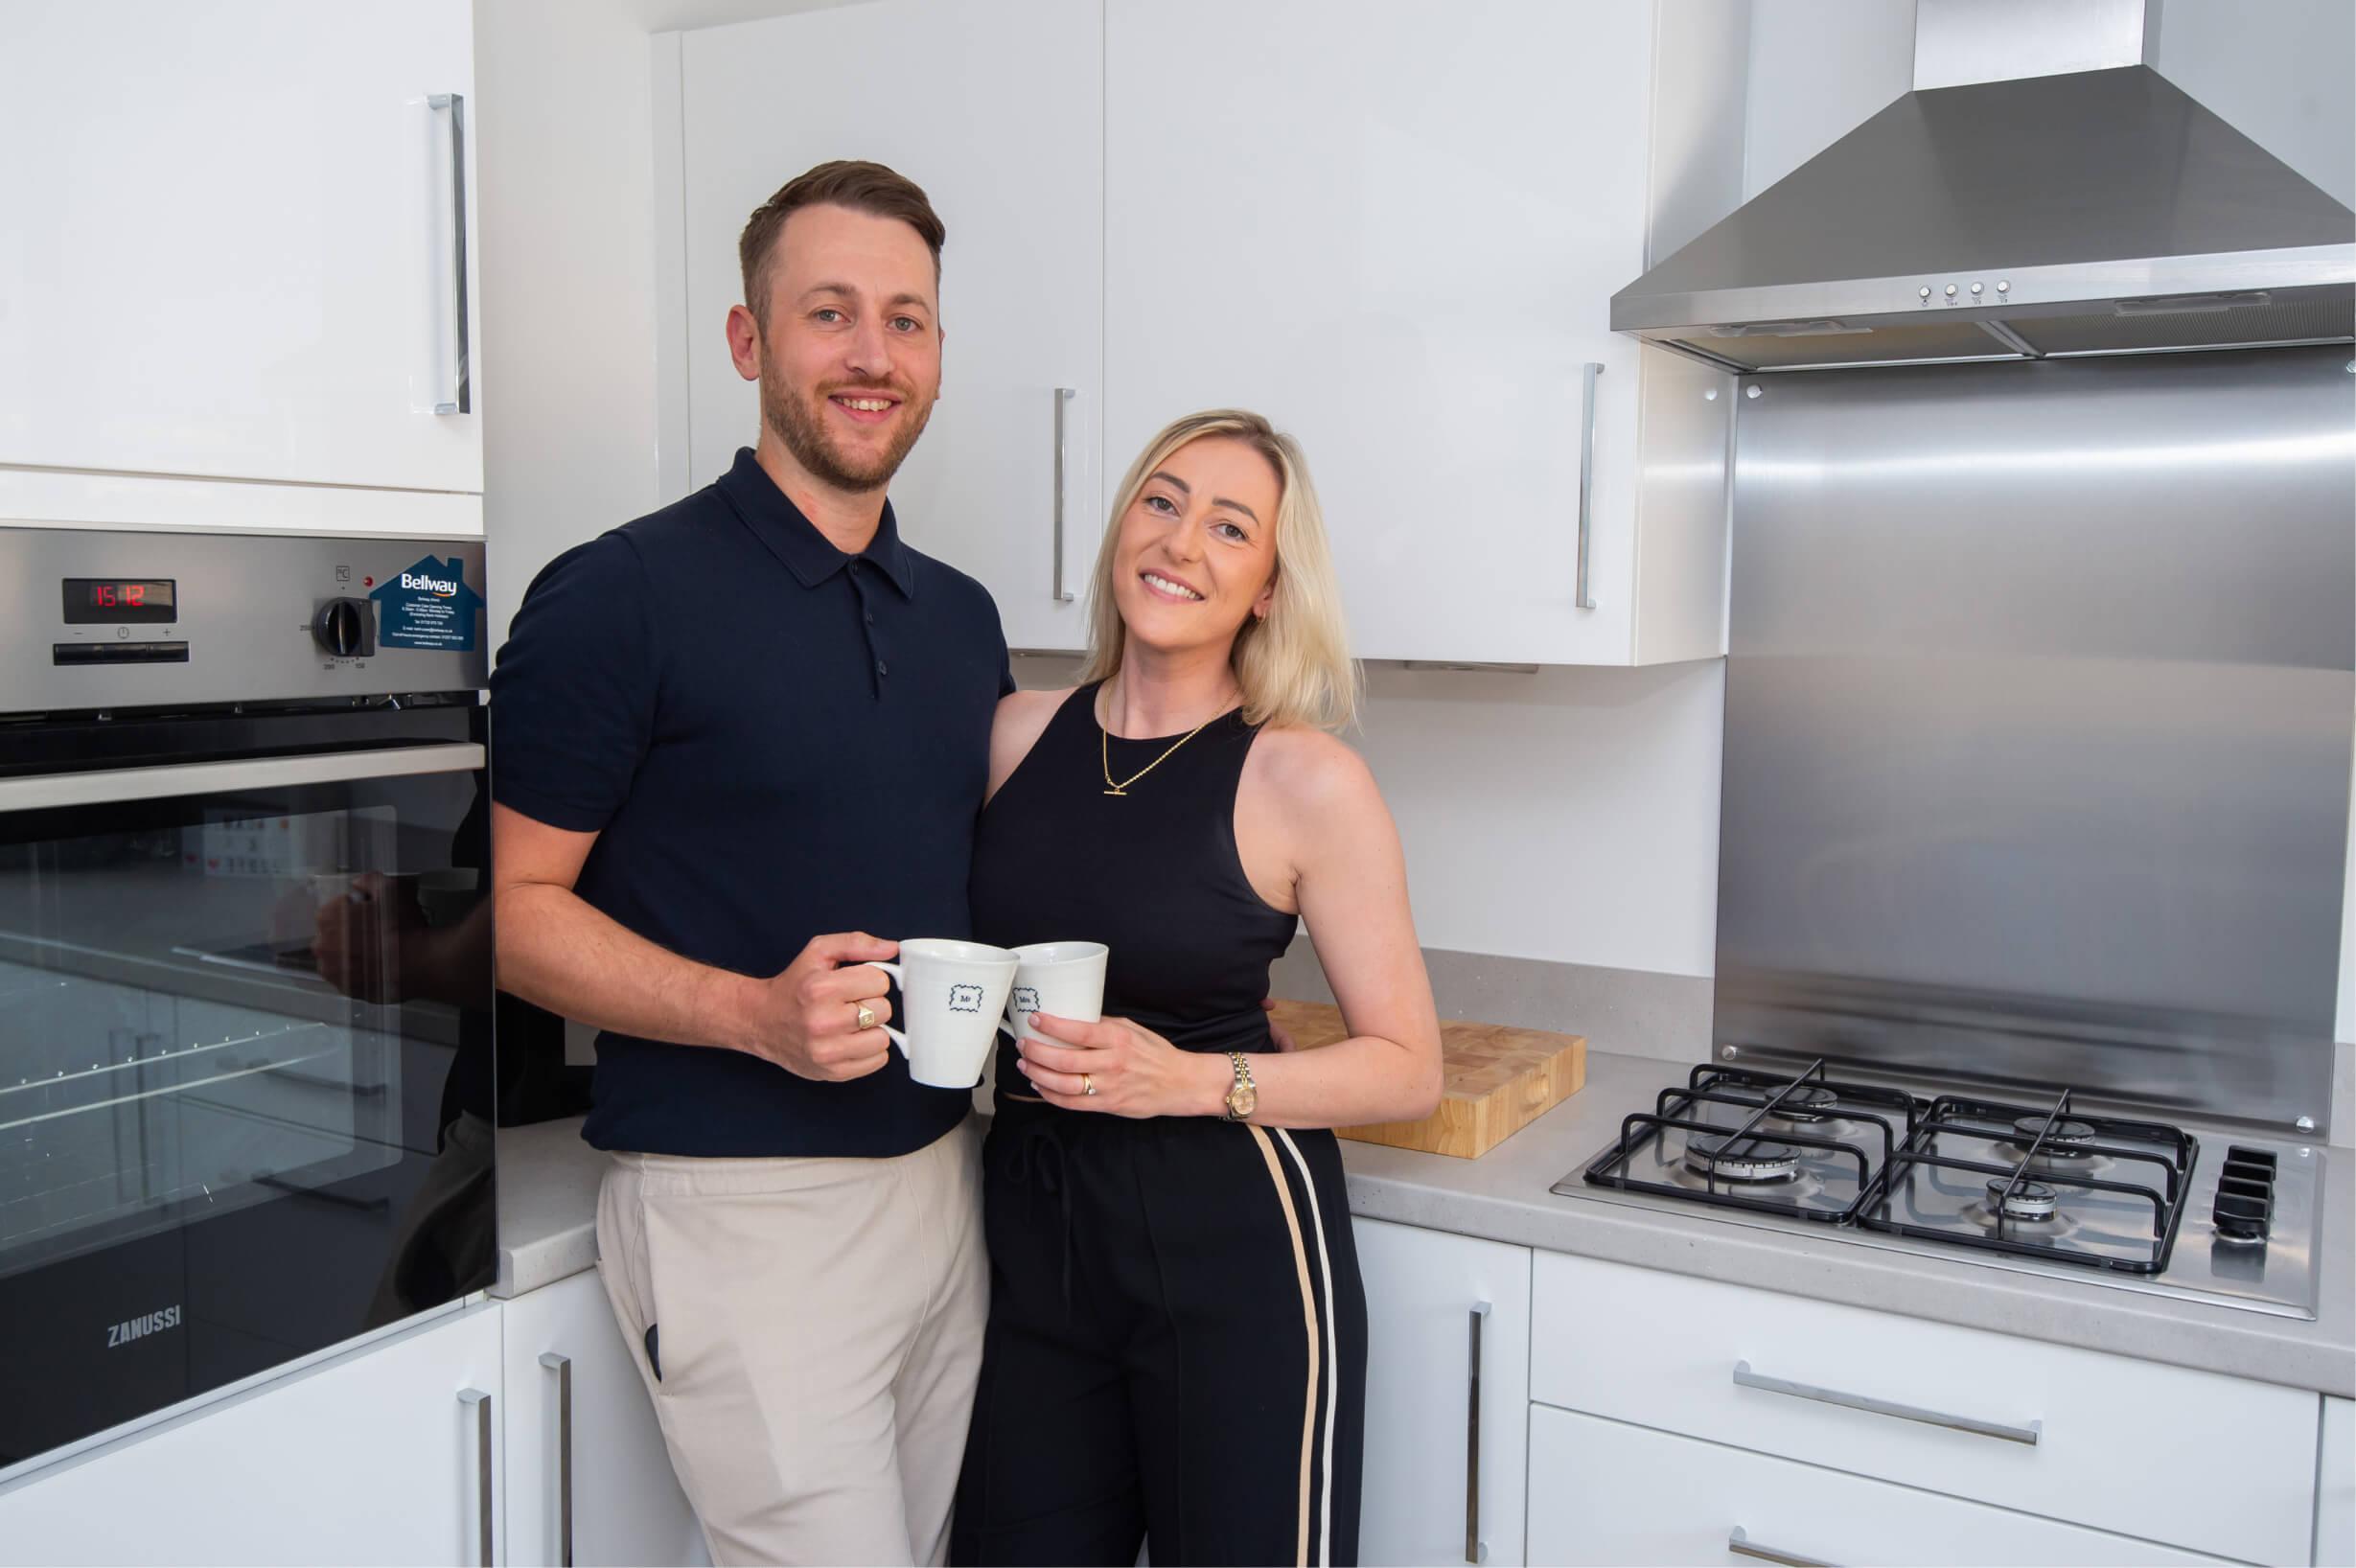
[1246,1124,1340,1568]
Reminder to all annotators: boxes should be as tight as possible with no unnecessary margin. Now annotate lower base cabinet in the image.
[1525,1404,2228,1567]
[0,1303,504,1566]
[2321,1397,2354,1568]
[500,1268,706,1567]
[1353,1218,1530,1567]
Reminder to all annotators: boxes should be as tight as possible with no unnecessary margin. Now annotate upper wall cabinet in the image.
[0,2,482,514]
[1105,0,1744,664]
[668,0,1104,654]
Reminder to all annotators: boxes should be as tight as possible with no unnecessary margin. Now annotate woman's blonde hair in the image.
[1077,409,1358,732]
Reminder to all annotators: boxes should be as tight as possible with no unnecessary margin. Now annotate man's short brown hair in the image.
[738,159,945,327]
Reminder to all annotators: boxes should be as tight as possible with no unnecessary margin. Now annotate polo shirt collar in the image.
[718,447,916,598]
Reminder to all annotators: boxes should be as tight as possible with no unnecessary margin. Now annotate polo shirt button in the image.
[876,659,889,677]
[865,611,874,625]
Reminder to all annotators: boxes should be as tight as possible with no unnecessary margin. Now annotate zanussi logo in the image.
[106,1304,183,1349]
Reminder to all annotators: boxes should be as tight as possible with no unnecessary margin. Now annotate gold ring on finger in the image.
[1082,1073,1097,1096]
[854,1002,877,1031]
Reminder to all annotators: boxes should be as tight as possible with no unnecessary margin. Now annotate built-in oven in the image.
[0,526,495,1474]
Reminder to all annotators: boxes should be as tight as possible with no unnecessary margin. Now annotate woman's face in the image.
[1110,435,1282,661]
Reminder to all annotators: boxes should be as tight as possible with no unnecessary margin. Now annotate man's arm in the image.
[492,803,899,1081]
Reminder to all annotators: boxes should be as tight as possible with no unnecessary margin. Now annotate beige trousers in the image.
[595,1120,988,1567]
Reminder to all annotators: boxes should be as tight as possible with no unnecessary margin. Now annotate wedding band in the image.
[854,1003,877,1031]
[1081,1073,1097,1097]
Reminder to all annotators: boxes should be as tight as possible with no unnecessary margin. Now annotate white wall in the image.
[2153,0,2355,207]
[475,0,665,652]
[1352,662,1726,974]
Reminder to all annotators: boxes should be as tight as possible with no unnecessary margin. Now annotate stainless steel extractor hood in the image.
[1613,0,2356,372]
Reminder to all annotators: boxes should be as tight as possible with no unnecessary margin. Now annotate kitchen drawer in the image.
[1526,1404,2228,1567]
[1530,1253,2314,1565]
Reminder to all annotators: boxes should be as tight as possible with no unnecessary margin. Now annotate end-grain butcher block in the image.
[1263,1000,1586,1160]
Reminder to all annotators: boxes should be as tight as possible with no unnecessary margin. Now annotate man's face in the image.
[731,202,943,494]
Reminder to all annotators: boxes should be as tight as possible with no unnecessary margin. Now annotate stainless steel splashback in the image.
[1718,347,2354,1127]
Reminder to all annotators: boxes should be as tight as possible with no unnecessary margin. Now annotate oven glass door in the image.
[0,715,492,1470]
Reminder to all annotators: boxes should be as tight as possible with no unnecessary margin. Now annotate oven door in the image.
[0,706,493,1472]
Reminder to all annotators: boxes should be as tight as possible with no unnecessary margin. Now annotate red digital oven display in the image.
[62,579,177,625]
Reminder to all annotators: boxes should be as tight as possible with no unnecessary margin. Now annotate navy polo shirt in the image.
[491,449,1013,1157]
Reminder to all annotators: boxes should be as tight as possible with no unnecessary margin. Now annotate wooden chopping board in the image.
[1264,999,1585,1160]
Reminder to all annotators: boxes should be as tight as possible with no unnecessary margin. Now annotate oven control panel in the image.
[0,526,487,713]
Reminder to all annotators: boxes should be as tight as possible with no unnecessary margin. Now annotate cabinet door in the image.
[1104,0,1652,665]
[672,0,1103,653]
[1352,1218,1530,1567]
[0,1,481,497]
[2321,1396,2353,1568]
[1525,1404,2228,1567]
[0,1304,504,1566]
[502,1270,708,1568]
[1530,1251,2318,1566]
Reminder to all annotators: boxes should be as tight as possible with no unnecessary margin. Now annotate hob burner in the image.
[1763,1083,1841,1123]
[1686,1135,1800,1184]
[1986,1178,2060,1222]
[2010,1115,2098,1156]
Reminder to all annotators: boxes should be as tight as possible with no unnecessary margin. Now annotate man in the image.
[491,161,1007,1566]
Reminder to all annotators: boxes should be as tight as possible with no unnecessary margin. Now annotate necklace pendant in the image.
[1102,786,1127,796]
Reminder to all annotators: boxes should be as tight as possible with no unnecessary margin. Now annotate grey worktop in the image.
[496,1049,2355,1396]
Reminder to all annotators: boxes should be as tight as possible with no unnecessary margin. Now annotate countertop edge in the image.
[494,1057,2356,1396]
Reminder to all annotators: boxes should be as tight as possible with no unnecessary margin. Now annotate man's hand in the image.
[735,933,899,1081]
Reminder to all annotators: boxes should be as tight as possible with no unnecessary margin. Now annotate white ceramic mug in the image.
[1001,940,1109,1045]
[860,939,1020,1089]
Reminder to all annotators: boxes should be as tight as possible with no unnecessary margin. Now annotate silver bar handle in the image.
[1465,1301,1490,1564]
[540,1352,574,1566]
[0,741,484,813]
[1728,1526,1839,1567]
[427,92,472,415]
[1575,361,1602,610]
[1052,387,1076,602]
[1731,1360,2042,1446]
[459,1387,494,1566]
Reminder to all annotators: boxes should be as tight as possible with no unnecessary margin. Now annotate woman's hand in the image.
[1016,1012,1225,1118]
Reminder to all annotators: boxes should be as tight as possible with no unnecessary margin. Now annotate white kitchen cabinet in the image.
[1103,0,1743,665]
[1525,1403,2228,1567]
[501,1268,707,1568]
[665,0,1104,653]
[2321,1395,2354,1567]
[0,1,483,518]
[1530,1251,2318,1566]
[1352,1218,1529,1567]
[0,1303,504,1566]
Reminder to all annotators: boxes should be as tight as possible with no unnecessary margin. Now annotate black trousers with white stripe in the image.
[949,1100,1366,1568]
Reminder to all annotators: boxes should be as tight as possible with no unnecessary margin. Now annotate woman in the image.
[949,410,1444,1567]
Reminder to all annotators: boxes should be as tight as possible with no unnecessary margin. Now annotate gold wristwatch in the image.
[1222,1051,1258,1121]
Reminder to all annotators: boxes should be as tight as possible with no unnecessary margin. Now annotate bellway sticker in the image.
[369,555,484,652]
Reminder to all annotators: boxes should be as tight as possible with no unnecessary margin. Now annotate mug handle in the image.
[855,960,909,1055]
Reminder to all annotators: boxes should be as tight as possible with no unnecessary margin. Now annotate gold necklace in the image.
[1098,691,1227,796]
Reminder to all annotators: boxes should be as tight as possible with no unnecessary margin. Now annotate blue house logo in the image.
[370,555,484,653]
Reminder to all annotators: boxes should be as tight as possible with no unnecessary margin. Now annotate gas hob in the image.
[1558,1058,2322,1320]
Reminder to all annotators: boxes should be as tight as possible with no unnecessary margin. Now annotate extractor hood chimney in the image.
[1611,0,2355,372]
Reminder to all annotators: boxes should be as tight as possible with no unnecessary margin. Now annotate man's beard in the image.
[760,356,935,495]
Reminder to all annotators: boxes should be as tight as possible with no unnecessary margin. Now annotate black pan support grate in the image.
[1860,1090,2198,1275]
[1582,1059,1920,1225]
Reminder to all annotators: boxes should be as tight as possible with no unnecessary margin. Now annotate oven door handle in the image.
[0,743,485,812]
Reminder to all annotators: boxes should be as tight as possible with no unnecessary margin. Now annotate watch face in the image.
[1229,1081,1258,1118]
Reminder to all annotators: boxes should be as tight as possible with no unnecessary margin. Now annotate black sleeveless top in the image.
[972,682,1299,1106]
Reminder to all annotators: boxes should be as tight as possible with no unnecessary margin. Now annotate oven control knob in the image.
[312,598,375,658]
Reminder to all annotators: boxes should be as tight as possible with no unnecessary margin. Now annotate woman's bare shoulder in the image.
[1246,723,1381,814]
